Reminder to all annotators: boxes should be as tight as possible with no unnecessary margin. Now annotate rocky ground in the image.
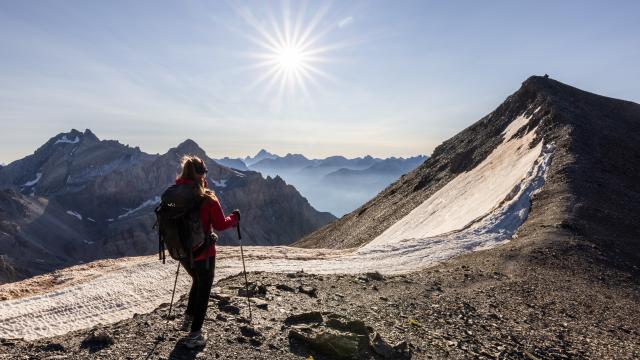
[2,229,638,359]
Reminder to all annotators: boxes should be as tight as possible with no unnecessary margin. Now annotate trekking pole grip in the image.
[237,223,242,240]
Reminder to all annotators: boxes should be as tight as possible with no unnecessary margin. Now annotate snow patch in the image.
[502,113,532,141]
[87,218,96,222]
[211,179,228,188]
[117,196,160,219]
[367,113,540,246]
[54,135,79,145]
[65,210,82,220]
[23,173,42,187]
[0,258,192,340]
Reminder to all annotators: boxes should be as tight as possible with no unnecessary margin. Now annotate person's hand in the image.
[231,209,241,222]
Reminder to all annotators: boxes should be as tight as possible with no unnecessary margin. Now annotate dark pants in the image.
[180,257,215,333]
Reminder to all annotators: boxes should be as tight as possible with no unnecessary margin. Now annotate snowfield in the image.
[0,112,554,341]
[367,113,541,246]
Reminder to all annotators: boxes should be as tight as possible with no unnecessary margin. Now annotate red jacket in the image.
[175,177,239,260]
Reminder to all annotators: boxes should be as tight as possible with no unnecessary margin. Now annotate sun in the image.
[275,46,306,71]
[235,3,350,100]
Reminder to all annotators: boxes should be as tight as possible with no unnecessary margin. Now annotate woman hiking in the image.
[175,155,240,348]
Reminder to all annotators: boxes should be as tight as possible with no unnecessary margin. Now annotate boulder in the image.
[289,328,369,359]
[285,311,324,325]
[325,317,369,336]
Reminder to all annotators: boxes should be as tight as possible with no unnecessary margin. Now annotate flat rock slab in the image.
[285,311,324,325]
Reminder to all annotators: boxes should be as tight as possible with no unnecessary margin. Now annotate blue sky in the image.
[1,0,638,164]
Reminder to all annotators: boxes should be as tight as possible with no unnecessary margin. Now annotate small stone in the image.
[298,286,318,298]
[219,304,241,315]
[41,343,65,352]
[80,331,114,353]
[276,284,295,292]
[240,325,261,338]
[249,338,263,347]
[211,293,231,306]
[251,298,269,310]
[365,271,384,281]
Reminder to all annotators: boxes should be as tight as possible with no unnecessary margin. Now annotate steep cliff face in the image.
[0,134,335,283]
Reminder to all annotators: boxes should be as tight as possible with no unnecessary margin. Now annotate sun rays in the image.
[235,2,350,102]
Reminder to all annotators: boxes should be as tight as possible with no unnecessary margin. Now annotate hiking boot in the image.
[184,331,207,349]
[177,314,193,332]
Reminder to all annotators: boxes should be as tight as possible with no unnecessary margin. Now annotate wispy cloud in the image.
[338,16,354,28]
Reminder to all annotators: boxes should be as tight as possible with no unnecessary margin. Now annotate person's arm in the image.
[207,198,239,231]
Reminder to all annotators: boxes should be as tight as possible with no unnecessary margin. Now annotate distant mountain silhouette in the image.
[213,151,427,216]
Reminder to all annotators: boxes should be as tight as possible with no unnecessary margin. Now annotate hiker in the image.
[174,155,240,348]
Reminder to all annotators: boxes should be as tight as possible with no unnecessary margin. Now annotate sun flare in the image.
[237,3,350,100]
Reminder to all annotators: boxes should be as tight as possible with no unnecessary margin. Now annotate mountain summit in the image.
[296,75,640,265]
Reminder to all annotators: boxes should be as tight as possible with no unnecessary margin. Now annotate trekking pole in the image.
[237,223,252,322]
[167,261,181,321]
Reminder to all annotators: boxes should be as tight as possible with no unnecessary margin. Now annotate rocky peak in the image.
[245,149,278,166]
[255,149,273,157]
[170,139,207,159]
[82,129,100,143]
[283,153,308,160]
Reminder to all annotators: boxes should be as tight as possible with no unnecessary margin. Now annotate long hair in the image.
[179,155,217,202]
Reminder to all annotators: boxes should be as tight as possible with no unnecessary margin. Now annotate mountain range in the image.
[1,76,638,358]
[215,151,427,216]
[0,132,335,283]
